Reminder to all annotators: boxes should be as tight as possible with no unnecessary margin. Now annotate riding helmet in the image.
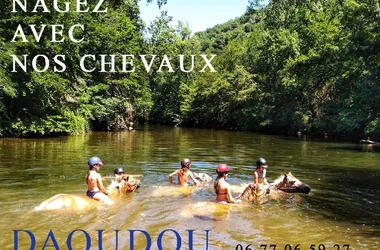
[114,167,124,174]
[180,158,191,168]
[216,164,230,173]
[88,156,103,166]
[256,157,268,168]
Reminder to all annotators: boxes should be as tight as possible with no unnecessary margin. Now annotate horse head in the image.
[273,172,311,194]
[112,174,141,194]
[194,173,213,185]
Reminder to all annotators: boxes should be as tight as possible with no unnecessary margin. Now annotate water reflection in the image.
[1,126,380,249]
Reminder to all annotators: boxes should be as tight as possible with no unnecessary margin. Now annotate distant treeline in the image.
[1,0,379,137]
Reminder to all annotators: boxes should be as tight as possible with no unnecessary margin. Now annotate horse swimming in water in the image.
[107,174,141,195]
[35,175,142,211]
[236,172,311,201]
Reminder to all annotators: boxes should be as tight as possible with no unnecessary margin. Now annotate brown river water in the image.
[0,125,379,250]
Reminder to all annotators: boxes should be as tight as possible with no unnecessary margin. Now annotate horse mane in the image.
[271,173,286,186]
[270,172,294,186]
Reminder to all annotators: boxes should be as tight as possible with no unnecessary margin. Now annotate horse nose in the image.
[298,184,311,194]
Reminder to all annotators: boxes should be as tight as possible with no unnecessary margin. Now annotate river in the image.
[1,126,379,250]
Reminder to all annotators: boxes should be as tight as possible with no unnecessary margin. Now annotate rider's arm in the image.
[226,183,238,203]
[262,169,269,186]
[262,169,267,178]
[97,174,108,195]
[168,170,179,184]
[264,178,269,186]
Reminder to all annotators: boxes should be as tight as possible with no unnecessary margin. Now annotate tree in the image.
[0,0,151,136]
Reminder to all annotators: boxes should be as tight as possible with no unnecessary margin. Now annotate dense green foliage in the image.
[1,0,380,137]
[180,0,380,137]
[0,0,150,136]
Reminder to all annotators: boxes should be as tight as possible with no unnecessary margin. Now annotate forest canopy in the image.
[1,0,379,138]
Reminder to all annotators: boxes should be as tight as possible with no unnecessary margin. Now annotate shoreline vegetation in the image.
[1,0,380,139]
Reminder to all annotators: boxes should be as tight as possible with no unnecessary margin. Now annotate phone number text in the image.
[236,244,350,250]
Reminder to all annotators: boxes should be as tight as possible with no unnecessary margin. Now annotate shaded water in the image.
[1,126,380,250]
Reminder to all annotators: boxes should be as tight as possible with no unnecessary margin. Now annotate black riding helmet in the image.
[180,158,191,168]
[114,167,125,175]
[256,157,268,168]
